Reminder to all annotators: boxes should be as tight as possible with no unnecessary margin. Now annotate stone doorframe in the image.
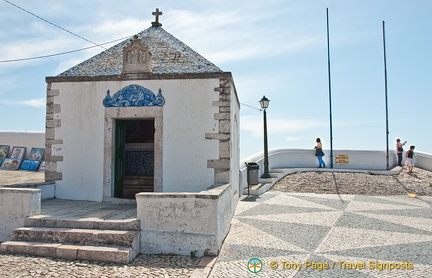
[103,107,163,200]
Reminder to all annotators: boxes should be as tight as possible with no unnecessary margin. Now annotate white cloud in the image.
[0,98,45,108]
[163,8,322,64]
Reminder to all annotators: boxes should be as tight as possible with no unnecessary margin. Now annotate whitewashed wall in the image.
[49,78,220,200]
[0,131,45,159]
[0,188,40,242]
[415,152,432,171]
[136,183,232,256]
[240,148,401,189]
[242,148,399,172]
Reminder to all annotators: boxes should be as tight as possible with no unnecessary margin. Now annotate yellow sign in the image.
[335,154,349,165]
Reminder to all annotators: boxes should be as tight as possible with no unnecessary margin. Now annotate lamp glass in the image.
[259,96,270,109]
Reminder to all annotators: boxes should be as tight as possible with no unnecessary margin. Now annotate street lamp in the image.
[259,96,271,178]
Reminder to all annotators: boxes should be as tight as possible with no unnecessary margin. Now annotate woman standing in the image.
[314,138,326,168]
[396,139,407,167]
[405,145,416,173]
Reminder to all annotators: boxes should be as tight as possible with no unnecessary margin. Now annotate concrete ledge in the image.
[272,166,403,176]
[0,241,133,264]
[3,182,55,200]
[0,188,41,242]
[136,183,234,256]
[25,217,140,231]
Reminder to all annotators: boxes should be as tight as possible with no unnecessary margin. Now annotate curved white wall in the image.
[241,148,399,172]
[0,131,45,159]
[239,148,424,190]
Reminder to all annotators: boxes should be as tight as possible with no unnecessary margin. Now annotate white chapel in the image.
[45,11,240,202]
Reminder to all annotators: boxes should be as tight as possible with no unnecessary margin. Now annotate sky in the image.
[0,0,431,159]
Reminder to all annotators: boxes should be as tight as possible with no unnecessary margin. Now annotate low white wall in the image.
[240,148,404,189]
[136,183,234,256]
[0,188,41,242]
[242,148,399,171]
[415,152,432,171]
[2,183,55,200]
[0,131,45,159]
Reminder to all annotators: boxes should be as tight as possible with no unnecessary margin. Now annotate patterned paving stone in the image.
[238,218,331,253]
[210,192,432,278]
[336,212,432,235]
[238,203,335,217]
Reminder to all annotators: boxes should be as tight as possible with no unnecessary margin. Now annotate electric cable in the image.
[240,103,262,111]
[0,36,132,63]
[3,0,107,49]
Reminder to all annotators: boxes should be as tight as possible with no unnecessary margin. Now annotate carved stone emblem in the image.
[122,36,152,73]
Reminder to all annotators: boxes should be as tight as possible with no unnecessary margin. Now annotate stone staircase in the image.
[0,216,141,264]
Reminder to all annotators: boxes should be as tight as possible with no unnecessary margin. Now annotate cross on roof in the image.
[152,8,163,26]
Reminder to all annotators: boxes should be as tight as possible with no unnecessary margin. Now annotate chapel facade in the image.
[45,13,240,202]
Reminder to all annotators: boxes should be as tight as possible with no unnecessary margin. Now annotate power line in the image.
[3,0,107,50]
[240,102,262,111]
[0,36,132,63]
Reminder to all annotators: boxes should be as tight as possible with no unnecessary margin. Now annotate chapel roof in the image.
[58,25,223,77]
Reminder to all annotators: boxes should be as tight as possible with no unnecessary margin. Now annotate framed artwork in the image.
[28,148,45,161]
[10,146,26,160]
[0,145,9,159]
[1,158,22,170]
[38,161,46,172]
[20,160,41,171]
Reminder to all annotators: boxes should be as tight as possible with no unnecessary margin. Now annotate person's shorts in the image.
[407,158,415,167]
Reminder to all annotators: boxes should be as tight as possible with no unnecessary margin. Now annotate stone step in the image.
[25,217,140,231]
[0,241,134,264]
[13,227,140,248]
[243,182,272,196]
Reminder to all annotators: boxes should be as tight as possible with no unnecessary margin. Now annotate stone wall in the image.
[0,188,40,242]
[136,183,234,256]
[45,84,63,182]
[206,77,233,184]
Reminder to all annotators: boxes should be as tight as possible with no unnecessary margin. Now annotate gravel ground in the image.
[0,254,200,278]
[271,167,432,195]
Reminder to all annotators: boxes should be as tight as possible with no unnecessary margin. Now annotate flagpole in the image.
[326,8,334,168]
[382,21,390,170]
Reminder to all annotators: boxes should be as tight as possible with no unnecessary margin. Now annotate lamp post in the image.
[259,96,271,178]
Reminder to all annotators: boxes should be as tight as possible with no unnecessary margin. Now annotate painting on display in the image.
[38,161,46,172]
[20,160,41,171]
[10,146,26,160]
[0,145,9,165]
[28,148,44,161]
[1,158,22,170]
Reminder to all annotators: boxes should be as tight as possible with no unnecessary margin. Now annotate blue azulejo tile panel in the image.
[103,84,165,107]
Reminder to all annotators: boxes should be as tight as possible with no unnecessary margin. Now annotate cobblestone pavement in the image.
[209,192,432,278]
[0,253,201,277]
